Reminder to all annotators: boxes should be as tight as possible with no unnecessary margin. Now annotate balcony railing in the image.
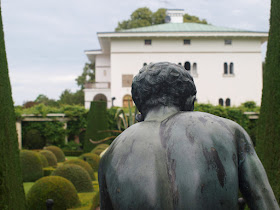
[84,82,111,89]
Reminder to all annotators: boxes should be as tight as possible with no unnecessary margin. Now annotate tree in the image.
[59,89,84,106]
[256,0,280,202]
[0,4,26,209]
[75,63,95,89]
[115,8,208,31]
[35,94,59,107]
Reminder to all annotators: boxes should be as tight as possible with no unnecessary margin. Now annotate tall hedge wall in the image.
[0,4,26,209]
[256,0,280,202]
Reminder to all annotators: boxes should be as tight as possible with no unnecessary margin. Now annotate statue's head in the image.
[132,62,197,116]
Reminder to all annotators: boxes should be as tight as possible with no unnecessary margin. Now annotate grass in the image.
[66,156,79,161]
[23,182,34,195]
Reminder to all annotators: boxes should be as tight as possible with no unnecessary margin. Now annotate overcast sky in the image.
[1,0,271,105]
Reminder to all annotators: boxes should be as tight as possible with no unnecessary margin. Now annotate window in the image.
[184,62,191,71]
[225,98,231,107]
[225,39,232,45]
[230,63,234,74]
[192,63,198,75]
[224,63,228,74]
[122,74,133,87]
[184,39,191,45]
[144,40,152,45]
[219,98,224,106]
[123,95,133,108]
[143,63,147,66]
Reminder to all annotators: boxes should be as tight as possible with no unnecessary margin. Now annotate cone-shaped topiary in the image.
[0,5,26,208]
[20,150,44,182]
[40,150,57,167]
[26,176,80,210]
[64,159,95,181]
[44,145,65,162]
[37,152,49,168]
[52,164,93,192]
[256,0,280,202]
[91,144,109,156]
[84,101,109,152]
[79,153,100,171]
[24,129,45,149]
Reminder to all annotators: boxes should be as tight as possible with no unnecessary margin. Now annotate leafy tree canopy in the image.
[59,89,84,106]
[76,62,95,89]
[115,7,208,31]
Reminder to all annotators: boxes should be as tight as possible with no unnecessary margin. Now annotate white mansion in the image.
[84,9,268,109]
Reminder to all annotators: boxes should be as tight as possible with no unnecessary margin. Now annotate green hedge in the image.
[44,145,65,162]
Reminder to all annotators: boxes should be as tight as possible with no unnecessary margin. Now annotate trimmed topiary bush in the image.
[91,144,109,156]
[40,150,57,167]
[64,159,95,181]
[20,150,43,182]
[44,145,65,162]
[79,153,100,171]
[26,176,80,210]
[43,167,55,176]
[37,152,49,167]
[52,164,93,192]
[24,129,46,149]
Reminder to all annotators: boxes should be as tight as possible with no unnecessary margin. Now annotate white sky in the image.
[1,0,271,105]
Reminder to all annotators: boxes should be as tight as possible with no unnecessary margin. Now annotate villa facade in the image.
[84,9,267,109]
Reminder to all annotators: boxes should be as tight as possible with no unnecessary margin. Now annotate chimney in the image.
[165,9,184,23]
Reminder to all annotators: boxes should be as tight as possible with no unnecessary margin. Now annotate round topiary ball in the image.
[44,145,65,162]
[37,152,49,168]
[20,150,43,182]
[64,159,95,181]
[91,144,109,155]
[79,153,100,171]
[52,164,93,192]
[40,150,57,167]
[24,129,46,149]
[26,176,80,210]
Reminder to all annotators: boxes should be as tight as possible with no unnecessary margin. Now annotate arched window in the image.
[219,98,224,106]
[224,63,228,74]
[192,63,197,75]
[184,62,191,71]
[143,63,147,66]
[123,95,133,108]
[93,94,107,102]
[230,63,234,74]
[225,98,231,107]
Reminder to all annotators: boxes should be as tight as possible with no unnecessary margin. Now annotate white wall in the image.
[95,54,111,82]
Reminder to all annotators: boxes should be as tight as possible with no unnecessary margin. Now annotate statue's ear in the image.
[136,113,144,122]
[184,95,196,111]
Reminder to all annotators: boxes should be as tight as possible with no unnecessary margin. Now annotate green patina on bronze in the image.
[99,62,279,209]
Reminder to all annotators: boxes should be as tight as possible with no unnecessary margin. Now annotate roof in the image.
[117,23,266,33]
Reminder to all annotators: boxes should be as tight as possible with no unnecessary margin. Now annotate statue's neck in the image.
[144,106,180,122]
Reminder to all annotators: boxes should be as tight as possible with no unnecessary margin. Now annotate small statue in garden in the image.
[98,62,279,209]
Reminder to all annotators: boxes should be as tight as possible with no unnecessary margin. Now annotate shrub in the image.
[64,159,95,181]
[37,152,49,167]
[44,145,65,162]
[91,191,100,210]
[24,129,45,149]
[43,167,55,176]
[62,150,84,156]
[20,150,43,182]
[39,150,57,167]
[91,144,109,156]
[52,164,93,192]
[79,153,100,171]
[26,176,80,210]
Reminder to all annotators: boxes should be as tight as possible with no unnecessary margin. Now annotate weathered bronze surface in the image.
[99,62,279,210]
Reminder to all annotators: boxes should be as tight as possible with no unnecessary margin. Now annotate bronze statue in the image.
[98,62,279,209]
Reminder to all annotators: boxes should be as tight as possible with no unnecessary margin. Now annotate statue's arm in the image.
[237,126,279,209]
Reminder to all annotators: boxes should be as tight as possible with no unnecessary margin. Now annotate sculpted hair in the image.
[132,62,197,115]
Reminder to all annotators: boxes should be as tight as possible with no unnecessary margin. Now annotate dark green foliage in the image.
[52,164,93,192]
[0,5,26,209]
[23,129,45,149]
[38,152,49,167]
[256,0,280,201]
[79,153,101,171]
[20,150,43,182]
[91,144,109,156]
[84,101,109,152]
[64,159,95,181]
[59,89,84,106]
[26,176,80,210]
[39,150,57,167]
[63,150,84,156]
[43,167,55,176]
[44,145,65,162]
[76,62,95,89]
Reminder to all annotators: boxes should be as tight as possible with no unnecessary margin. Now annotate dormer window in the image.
[144,40,152,45]
[184,39,191,45]
[225,39,232,45]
